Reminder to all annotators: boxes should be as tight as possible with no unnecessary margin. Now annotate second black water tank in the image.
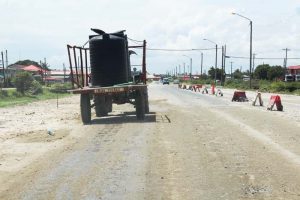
[89,34,128,87]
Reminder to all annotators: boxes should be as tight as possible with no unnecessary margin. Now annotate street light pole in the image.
[232,12,253,88]
[230,61,233,79]
[200,52,203,76]
[250,20,252,88]
[183,55,193,80]
[203,39,218,84]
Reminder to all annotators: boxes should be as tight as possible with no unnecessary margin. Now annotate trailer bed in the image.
[69,84,147,95]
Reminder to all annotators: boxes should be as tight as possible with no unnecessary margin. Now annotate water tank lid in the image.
[89,34,124,41]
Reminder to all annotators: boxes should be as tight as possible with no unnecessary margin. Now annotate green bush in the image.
[12,72,43,95]
[29,80,43,95]
[11,90,23,97]
[13,72,34,94]
[225,79,249,89]
[285,82,300,92]
[50,83,72,93]
[270,81,286,92]
[0,90,8,97]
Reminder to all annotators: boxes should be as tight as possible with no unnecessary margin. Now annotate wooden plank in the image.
[68,85,147,94]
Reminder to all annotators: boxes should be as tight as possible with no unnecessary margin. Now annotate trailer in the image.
[67,29,149,124]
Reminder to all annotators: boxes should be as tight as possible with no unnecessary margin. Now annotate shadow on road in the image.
[91,112,157,124]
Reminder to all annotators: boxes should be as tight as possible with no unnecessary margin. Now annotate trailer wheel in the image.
[80,94,91,124]
[105,95,113,113]
[144,89,149,114]
[95,95,108,117]
[136,90,145,120]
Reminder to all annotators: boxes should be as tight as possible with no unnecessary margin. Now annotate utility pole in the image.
[230,62,233,79]
[253,53,256,74]
[190,57,192,79]
[221,46,224,85]
[250,20,253,88]
[215,44,218,83]
[223,45,227,85]
[200,52,203,76]
[63,63,66,83]
[1,52,5,85]
[282,48,290,68]
[5,50,8,68]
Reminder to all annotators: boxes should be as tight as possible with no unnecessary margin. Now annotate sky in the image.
[1,0,300,74]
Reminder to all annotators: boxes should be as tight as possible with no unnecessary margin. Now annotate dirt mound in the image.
[15,129,69,143]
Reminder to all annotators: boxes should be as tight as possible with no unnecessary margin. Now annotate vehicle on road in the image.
[173,79,180,84]
[162,78,169,85]
[67,29,149,123]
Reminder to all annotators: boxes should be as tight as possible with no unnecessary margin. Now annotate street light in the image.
[232,12,253,88]
[200,52,203,76]
[203,39,218,83]
[183,55,192,79]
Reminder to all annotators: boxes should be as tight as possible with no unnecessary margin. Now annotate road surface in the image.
[1,83,300,199]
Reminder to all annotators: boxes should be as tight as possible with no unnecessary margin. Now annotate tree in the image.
[254,64,271,80]
[14,60,41,67]
[11,59,50,70]
[12,71,42,95]
[13,72,34,94]
[267,65,285,81]
[208,67,222,80]
[233,69,243,79]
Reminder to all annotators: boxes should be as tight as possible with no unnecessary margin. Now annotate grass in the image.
[0,88,71,108]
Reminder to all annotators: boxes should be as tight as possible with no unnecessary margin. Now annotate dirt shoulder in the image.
[0,95,85,194]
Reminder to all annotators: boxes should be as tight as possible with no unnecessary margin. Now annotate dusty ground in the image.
[0,83,300,199]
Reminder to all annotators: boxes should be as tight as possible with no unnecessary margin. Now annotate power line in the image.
[227,55,300,60]
[146,47,217,51]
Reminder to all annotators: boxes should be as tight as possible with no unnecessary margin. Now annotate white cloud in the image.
[1,0,300,73]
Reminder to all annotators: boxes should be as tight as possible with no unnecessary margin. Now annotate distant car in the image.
[162,78,169,85]
[173,79,180,84]
[285,74,294,82]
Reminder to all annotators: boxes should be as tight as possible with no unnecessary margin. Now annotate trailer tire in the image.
[136,90,145,120]
[80,94,91,124]
[95,95,108,117]
[144,89,149,114]
[106,96,113,113]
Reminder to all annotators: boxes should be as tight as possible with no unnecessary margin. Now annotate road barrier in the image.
[232,91,248,102]
[215,88,223,96]
[252,92,263,106]
[267,95,283,111]
[192,84,202,92]
[211,84,215,95]
[202,87,209,94]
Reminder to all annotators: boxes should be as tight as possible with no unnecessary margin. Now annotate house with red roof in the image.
[286,65,300,81]
[287,65,300,75]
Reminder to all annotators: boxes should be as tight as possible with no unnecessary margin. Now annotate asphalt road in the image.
[1,83,300,199]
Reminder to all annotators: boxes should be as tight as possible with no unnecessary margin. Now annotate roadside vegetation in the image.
[0,71,72,107]
[176,64,300,95]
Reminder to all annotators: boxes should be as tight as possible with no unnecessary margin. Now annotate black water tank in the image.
[89,34,128,86]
